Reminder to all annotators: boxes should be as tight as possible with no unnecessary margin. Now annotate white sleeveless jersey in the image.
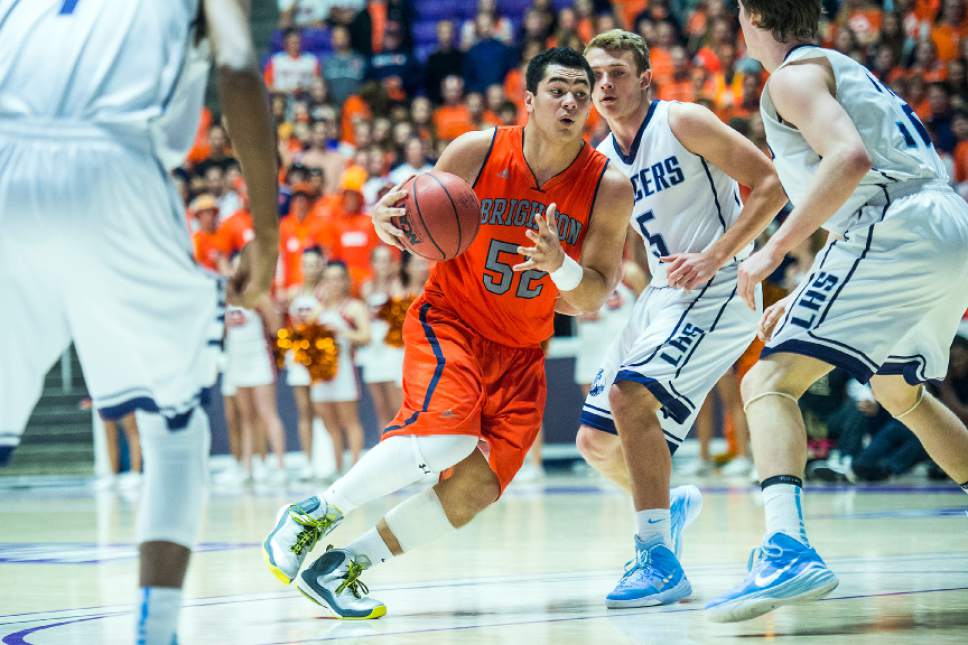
[0,0,209,169]
[597,100,747,287]
[762,45,948,234]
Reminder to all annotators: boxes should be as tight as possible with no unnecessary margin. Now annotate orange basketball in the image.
[395,171,481,261]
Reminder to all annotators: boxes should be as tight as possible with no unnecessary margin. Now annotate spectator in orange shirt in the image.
[932,0,968,61]
[190,194,228,273]
[872,44,905,85]
[329,167,379,291]
[279,182,329,290]
[466,92,499,129]
[694,17,735,74]
[649,21,677,87]
[504,40,542,121]
[706,43,744,117]
[433,75,475,142]
[657,46,697,102]
[835,0,884,46]
[217,204,254,258]
[951,110,968,184]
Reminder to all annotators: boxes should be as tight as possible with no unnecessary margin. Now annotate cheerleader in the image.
[224,254,288,483]
[358,246,406,427]
[286,247,325,479]
[311,261,370,473]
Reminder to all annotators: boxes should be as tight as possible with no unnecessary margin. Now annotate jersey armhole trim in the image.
[471,127,499,189]
[586,159,610,234]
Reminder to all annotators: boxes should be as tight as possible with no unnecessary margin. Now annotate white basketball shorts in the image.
[0,122,223,462]
[580,269,759,453]
[764,183,968,384]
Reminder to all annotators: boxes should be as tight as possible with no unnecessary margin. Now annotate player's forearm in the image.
[217,68,279,246]
[764,147,870,257]
[559,266,614,313]
[706,174,787,267]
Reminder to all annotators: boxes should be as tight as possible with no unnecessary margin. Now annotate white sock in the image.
[314,434,478,518]
[135,586,181,645]
[762,483,808,544]
[635,508,671,549]
[347,528,394,568]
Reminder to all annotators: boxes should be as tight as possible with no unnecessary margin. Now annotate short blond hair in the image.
[584,29,651,74]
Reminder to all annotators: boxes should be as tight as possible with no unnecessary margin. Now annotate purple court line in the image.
[254,585,968,645]
[4,550,968,624]
[7,570,968,645]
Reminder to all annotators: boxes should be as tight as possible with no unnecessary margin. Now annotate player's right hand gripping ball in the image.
[394,171,481,261]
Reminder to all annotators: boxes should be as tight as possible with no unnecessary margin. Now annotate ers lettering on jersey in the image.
[423,126,610,348]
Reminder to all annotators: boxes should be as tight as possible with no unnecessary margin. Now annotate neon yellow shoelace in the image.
[289,511,337,556]
[335,560,369,598]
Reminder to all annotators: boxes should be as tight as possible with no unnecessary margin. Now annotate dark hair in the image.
[740,0,821,43]
[303,245,324,257]
[283,27,300,40]
[326,259,349,272]
[525,47,594,94]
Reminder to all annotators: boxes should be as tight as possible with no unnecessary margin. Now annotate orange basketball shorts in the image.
[382,296,546,493]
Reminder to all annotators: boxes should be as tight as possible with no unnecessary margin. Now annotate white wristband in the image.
[549,253,583,292]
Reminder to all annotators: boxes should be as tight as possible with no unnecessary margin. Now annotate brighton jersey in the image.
[597,100,747,287]
[761,45,948,234]
[425,126,610,348]
[0,0,210,169]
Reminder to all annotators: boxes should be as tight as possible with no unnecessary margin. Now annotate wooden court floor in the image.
[1,471,967,644]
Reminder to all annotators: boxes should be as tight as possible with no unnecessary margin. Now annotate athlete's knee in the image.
[607,381,660,424]
[741,358,809,405]
[440,466,500,528]
[405,434,479,474]
[870,376,923,418]
[576,426,622,466]
[136,408,211,548]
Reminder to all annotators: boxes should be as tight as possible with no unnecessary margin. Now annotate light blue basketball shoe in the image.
[705,531,839,623]
[605,539,692,608]
[604,485,703,608]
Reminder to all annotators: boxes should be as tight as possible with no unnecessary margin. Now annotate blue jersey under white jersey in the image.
[0,0,210,169]
[596,100,748,287]
[761,45,949,235]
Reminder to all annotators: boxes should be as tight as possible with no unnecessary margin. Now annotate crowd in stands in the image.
[161,0,968,482]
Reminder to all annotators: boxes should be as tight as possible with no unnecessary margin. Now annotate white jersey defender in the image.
[0,0,222,457]
[761,45,968,383]
[580,100,761,452]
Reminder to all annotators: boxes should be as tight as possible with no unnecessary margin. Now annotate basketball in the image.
[395,171,481,261]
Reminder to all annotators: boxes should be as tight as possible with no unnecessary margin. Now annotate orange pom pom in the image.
[378,295,415,349]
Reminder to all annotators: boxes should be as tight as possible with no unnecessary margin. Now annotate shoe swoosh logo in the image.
[647,518,664,524]
[754,564,791,587]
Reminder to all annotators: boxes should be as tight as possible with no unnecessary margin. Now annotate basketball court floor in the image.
[1,470,967,644]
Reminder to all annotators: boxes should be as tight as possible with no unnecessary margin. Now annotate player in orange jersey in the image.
[263,48,633,618]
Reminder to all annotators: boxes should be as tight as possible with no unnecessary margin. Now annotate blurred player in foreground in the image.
[0,1,278,642]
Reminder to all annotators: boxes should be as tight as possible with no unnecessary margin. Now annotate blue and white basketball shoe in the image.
[262,496,343,585]
[605,485,703,608]
[605,539,692,608]
[296,547,387,619]
[705,531,839,622]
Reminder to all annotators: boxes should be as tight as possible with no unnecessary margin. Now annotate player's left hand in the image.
[660,252,719,291]
[514,203,565,273]
[738,246,783,311]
